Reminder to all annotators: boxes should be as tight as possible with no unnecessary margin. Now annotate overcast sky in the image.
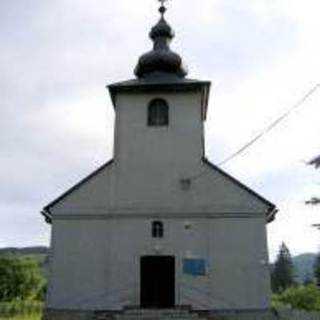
[1,0,320,260]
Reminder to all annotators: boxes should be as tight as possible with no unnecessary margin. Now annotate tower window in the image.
[152,221,164,238]
[148,99,169,127]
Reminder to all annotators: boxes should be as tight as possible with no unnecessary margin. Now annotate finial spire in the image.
[158,0,168,18]
[134,0,188,79]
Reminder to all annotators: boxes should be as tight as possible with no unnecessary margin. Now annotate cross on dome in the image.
[158,0,167,6]
[158,0,168,17]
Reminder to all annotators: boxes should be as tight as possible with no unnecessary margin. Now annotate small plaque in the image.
[183,258,206,276]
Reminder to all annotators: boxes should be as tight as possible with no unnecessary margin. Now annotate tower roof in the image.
[134,1,188,79]
[107,0,211,117]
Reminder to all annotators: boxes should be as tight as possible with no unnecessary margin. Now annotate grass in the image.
[0,302,43,320]
[0,314,41,320]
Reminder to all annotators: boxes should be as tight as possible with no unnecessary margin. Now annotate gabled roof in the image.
[41,158,277,224]
[41,160,114,224]
[203,157,277,223]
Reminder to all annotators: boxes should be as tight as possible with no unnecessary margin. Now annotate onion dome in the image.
[134,3,188,79]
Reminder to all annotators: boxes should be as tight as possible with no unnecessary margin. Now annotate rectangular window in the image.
[148,99,169,127]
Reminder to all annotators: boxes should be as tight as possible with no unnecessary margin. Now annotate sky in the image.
[1,0,320,261]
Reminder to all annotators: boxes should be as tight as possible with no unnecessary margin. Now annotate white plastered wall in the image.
[47,216,270,311]
[46,88,273,311]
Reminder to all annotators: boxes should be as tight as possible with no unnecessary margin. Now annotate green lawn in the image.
[0,302,43,320]
[0,314,41,320]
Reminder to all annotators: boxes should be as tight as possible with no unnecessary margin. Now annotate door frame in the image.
[140,255,175,308]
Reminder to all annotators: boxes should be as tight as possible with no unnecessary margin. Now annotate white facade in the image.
[47,217,270,311]
[44,89,276,312]
[43,6,276,313]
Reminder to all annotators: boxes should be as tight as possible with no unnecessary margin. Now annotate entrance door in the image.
[140,256,175,308]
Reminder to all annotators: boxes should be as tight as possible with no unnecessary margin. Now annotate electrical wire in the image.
[217,83,320,167]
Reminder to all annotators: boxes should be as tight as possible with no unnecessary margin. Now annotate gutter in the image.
[266,207,278,223]
[41,209,52,224]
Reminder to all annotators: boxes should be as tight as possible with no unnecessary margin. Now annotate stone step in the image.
[94,314,226,320]
[94,309,202,320]
[123,307,192,313]
[121,314,198,318]
[114,314,199,320]
[121,311,195,317]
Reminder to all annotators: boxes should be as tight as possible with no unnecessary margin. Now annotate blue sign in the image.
[183,259,206,276]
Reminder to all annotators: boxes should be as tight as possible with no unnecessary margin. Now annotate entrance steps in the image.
[94,308,206,320]
[93,308,275,320]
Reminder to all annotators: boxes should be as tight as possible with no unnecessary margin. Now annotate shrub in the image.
[0,257,44,302]
[0,301,43,317]
[273,284,320,311]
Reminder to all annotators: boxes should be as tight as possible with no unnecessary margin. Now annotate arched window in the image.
[148,99,169,127]
[152,221,164,238]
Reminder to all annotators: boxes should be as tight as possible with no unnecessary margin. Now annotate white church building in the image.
[42,2,277,319]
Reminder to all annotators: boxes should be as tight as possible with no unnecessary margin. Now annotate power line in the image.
[217,83,320,167]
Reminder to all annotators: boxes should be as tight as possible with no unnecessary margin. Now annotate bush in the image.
[0,301,43,317]
[273,284,320,311]
[0,256,45,302]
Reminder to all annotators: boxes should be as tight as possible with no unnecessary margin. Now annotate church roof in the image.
[134,3,187,79]
[41,159,114,223]
[203,158,277,222]
[109,76,210,107]
[108,77,211,119]
[107,2,211,117]
[41,158,277,224]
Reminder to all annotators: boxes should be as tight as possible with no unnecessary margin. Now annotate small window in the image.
[152,221,164,238]
[148,99,169,127]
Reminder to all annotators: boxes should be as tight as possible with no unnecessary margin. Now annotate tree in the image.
[0,256,44,301]
[303,272,314,286]
[306,155,320,205]
[309,155,320,169]
[271,243,295,293]
[314,253,320,287]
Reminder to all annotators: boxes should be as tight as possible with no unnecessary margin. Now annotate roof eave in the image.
[41,209,52,224]
[203,157,277,223]
[41,160,114,222]
[266,207,278,223]
[107,79,211,117]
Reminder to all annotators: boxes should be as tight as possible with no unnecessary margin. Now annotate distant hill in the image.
[0,246,50,277]
[0,246,49,255]
[292,253,317,283]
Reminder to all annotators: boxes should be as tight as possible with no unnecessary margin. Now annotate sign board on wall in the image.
[183,258,207,276]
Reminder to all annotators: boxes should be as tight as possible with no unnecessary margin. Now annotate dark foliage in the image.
[0,256,45,302]
[314,253,320,287]
[309,154,320,169]
[273,284,320,311]
[271,243,296,293]
[305,197,320,205]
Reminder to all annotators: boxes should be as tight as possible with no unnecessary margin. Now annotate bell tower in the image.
[108,1,211,177]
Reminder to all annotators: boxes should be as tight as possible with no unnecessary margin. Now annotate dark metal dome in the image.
[134,5,188,79]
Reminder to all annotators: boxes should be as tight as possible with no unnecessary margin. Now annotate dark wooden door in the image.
[140,256,175,308]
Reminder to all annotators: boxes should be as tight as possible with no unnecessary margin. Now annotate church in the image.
[42,2,277,319]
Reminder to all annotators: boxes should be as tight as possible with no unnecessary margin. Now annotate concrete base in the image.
[43,308,320,320]
[43,309,95,320]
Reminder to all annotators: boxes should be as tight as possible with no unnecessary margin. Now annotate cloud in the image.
[1,0,320,258]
